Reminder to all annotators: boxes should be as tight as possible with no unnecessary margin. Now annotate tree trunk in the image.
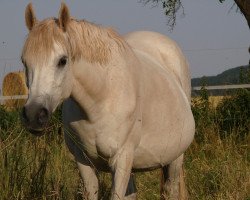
[234,0,250,64]
[234,0,250,28]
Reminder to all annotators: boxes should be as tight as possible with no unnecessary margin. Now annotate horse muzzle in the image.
[21,103,51,136]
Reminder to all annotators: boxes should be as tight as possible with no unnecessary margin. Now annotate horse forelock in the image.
[22,18,126,65]
[22,18,68,65]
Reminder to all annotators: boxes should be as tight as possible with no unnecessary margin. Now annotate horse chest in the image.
[65,118,124,165]
[63,99,99,161]
[63,99,137,166]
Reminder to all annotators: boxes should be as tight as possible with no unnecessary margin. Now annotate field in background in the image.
[0,89,249,199]
[208,96,224,107]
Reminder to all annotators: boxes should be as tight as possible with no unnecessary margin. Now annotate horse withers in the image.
[21,3,195,200]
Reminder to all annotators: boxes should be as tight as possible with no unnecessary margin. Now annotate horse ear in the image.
[25,3,37,31]
[58,3,70,32]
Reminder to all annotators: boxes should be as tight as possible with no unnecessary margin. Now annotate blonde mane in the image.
[22,18,125,65]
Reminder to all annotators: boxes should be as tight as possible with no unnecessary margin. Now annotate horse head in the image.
[21,3,73,135]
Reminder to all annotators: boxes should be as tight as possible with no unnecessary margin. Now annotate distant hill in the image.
[191,65,250,87]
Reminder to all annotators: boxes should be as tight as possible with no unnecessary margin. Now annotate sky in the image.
[0,0,249,87]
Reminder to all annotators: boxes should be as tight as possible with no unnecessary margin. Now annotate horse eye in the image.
[57,56,67,67]
[24,68,29,88]
[21,59,29,87]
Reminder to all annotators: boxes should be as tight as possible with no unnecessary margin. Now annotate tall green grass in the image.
[0,109,80,199]
[0,89,249,199]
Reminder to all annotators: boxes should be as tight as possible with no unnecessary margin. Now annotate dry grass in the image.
[208,96,224,107]
[185,127,249,200]
[1,129,248,200]
[192,96,224,108]
[0,93,249,199]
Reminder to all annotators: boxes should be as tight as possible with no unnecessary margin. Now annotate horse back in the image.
[124,31,191,103]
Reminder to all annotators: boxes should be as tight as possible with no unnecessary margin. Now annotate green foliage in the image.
[141,0,183,30]
[191,86,215,143]
[192,85,250,141]
[216,89,250,139]
[0,106,20,143]
[188,88,249,199]
[0,108,80,199]
[0,106,19,131]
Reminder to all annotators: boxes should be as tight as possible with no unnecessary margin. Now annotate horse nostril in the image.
[37,107,49,126]
[22,107,29,123]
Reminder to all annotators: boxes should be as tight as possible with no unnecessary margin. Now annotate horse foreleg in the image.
[124,173,137,200]
[77,162,99,200]
[110,147,134,200]
[161,154,187,200]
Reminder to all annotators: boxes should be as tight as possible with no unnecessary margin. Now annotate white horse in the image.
[21,3,195,200]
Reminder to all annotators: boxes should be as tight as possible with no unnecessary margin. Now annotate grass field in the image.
[0,91,249,199]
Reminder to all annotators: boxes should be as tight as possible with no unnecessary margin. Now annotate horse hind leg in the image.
[161,154,188,200]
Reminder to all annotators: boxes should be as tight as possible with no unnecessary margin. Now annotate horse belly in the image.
[133,112,194,169]
[132,56,195,169]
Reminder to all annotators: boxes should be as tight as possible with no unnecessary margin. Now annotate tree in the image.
[141,0,250,63]
[230,0,250,28]
[141,0,250,29]
[141,0,183,30]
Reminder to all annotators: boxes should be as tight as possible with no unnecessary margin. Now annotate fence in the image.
[0,95,28,105]
[192,84,250,91]
[1,84,250,105]
[192,84,250,96]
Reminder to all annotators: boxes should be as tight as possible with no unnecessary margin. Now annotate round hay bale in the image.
[2,71,28,110]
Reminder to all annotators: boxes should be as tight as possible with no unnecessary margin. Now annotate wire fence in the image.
[192,84,250,90]
[1,84,250,104]
[0,95,27,105]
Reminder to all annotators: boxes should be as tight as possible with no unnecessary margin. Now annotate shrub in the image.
[216,89,250,139]
[191,86,216,143]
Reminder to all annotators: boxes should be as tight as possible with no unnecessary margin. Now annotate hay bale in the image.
[2,71,28,110]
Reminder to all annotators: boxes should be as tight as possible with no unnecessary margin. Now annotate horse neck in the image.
[70,47,138,122]
[71,59,108,120]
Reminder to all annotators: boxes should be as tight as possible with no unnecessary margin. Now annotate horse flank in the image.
[22,18,125,65]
